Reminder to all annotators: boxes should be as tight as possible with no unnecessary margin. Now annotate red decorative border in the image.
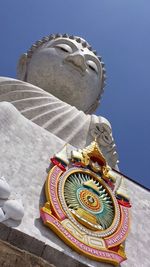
[41,210,126,265]
[104,206,130,248]
[47,166,66,220]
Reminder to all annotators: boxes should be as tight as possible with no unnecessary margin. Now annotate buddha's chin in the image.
[26,70,100,113]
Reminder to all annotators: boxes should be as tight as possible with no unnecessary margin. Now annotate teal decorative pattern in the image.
[64,172,114,230]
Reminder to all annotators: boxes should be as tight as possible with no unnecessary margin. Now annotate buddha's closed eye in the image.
[86,60,98,73]
[54,44,73,53]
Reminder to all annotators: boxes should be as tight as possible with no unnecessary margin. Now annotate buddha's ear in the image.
[17,53,27,81]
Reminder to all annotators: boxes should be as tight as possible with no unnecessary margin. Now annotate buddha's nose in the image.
[65,53,86,73]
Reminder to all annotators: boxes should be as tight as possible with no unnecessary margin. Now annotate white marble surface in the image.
[122,179,150,267]
[0,102,149,267]
[0,102,111,266]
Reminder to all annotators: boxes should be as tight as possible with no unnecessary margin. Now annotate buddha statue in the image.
[0,33,118,168]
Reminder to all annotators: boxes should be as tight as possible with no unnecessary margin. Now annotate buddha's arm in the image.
[0,77,91,146]
[0,77,118,168]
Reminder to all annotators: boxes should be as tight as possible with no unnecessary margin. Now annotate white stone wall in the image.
[0,102,149,267]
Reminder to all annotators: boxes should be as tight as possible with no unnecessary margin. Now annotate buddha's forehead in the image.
[43,37,98,58]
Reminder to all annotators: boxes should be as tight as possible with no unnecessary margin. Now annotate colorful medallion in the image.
[41,140,131,266]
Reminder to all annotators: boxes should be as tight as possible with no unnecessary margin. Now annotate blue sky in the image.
[0,0,150,189]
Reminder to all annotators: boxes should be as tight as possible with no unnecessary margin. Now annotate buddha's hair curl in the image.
[26,33,107,108]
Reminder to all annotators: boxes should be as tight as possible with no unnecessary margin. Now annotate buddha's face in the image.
[23,37,103,113]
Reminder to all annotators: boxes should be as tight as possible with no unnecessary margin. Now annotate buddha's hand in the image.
[90,115,119,167]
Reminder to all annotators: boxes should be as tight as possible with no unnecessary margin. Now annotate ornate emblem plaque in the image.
[41,140,131,266]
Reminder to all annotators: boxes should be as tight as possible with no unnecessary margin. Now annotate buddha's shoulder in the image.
[0,76,27,85]
[0,76,71,110]
[0,77,42,90]
[0,77,51,98]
